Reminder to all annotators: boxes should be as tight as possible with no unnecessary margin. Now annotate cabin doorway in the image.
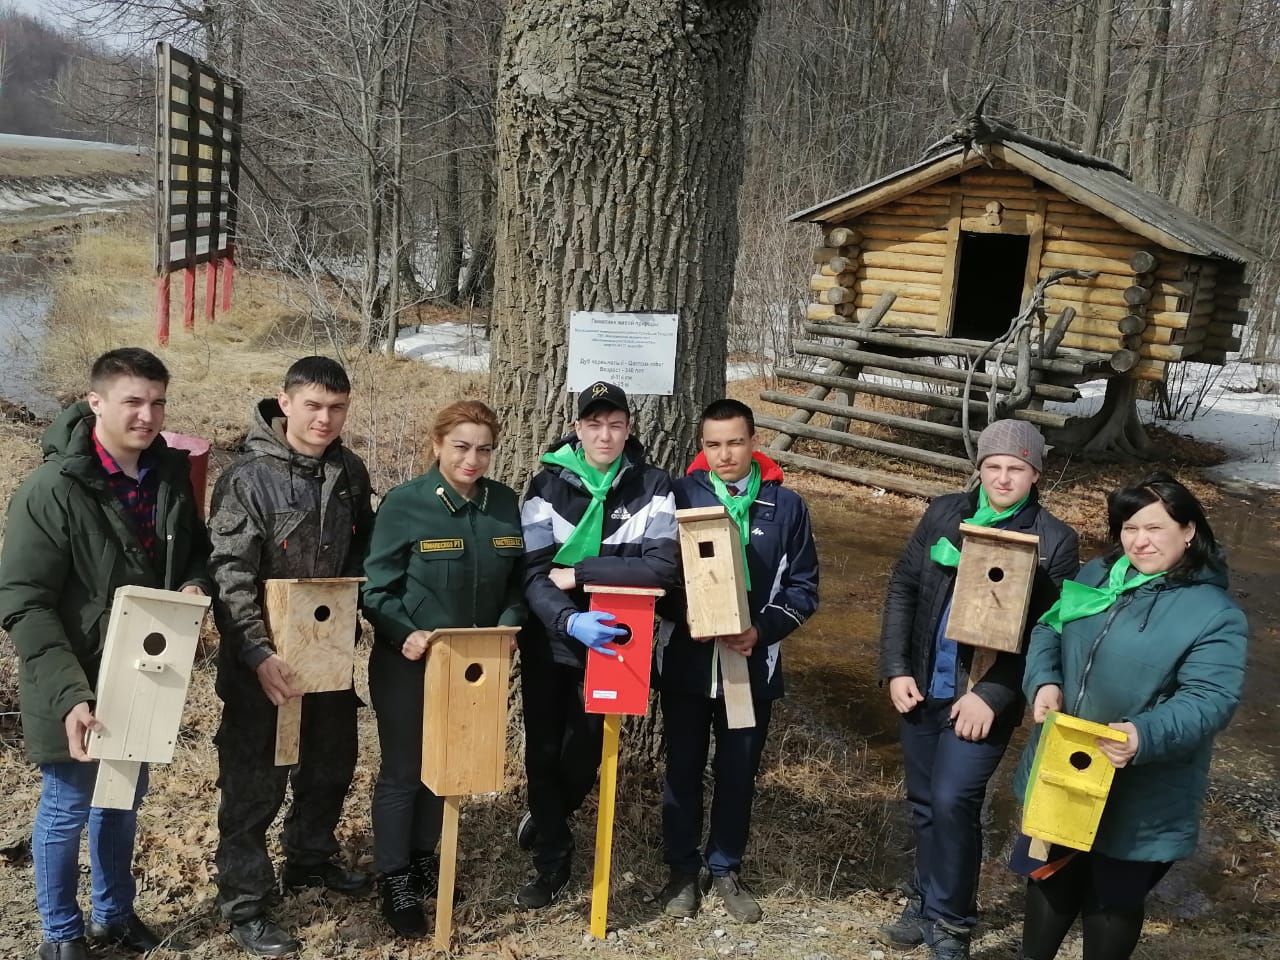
[950,232,1030,340]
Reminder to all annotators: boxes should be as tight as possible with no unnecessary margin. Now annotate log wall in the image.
[803,162,1251,382]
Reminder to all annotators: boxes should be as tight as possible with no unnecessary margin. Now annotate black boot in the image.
[658,869,701,919]
[408,850,439,898]
[36,941,88,960]
[515,864,570,910]
[926,920,972,960]
[281,859,370,894]
[878,893,929,946]
[86,914,165,953]
[381,869,428,938]
[229,917,300,958]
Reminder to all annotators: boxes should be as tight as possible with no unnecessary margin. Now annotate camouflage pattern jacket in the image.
[208,398,374,691]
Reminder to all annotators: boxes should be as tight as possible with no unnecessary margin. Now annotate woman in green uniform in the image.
[362,400,526,938]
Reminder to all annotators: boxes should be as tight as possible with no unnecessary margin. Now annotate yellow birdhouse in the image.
[87,585,211,808]
[946,523,1040,654]
[420,626,519,797]
[1022,711,1129,852]
[263,576,365,765]
[676,505,750,639]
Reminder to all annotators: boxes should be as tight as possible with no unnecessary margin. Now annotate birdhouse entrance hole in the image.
[464,662,484,684]
[987,566,1006,583]
[698,540,716,559]
[143,632,167,656]
[612,624,634,647]
[313,605,331,622]
[1069,751,1092,771]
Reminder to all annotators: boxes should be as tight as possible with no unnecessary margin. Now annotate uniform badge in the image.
[492,536,523,549]
[419,538,464,553]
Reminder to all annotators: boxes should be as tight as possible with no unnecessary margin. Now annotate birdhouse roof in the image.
[791,142,1260,264]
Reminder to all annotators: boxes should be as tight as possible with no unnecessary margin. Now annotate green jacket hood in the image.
[40,401,96,462]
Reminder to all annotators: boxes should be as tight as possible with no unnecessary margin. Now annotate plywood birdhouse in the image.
[676,506,751,638]
[946,523,1040,654]
[264,576,364,765]
[583,585,665,716]
[87,585,210,808]
[419,626,519,797]
[1023,710,1129,852]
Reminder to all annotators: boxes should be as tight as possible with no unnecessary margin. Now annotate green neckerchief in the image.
[929,487,1030,567]
[541,444,622,566]
[707,461,762,589]
[1039,555,1164,633]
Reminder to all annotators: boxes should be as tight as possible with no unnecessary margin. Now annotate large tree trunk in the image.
[1175,0,1244,215]
[433,5,463,305]
[489,0,763,482]
[1080,0,1113,156]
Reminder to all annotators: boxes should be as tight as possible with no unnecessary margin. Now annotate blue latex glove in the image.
[567,611,625,657]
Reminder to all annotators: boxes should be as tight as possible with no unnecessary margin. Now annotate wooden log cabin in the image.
[763,139,1260,496]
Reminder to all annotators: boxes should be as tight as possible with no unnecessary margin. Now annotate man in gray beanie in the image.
[877,420,1078,960]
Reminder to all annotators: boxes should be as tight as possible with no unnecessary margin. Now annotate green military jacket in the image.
[361,466,526,647]
[0,402,213,763]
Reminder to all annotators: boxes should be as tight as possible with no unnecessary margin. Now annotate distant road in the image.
[0,133,145,153]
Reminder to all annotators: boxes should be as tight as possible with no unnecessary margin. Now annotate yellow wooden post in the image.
[590,713,623,938]
[434,795,461,951]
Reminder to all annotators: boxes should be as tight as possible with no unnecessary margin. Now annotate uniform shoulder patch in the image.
[419,538,464,553]
[492,536,524,549]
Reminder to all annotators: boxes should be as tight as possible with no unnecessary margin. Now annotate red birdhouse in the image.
[583,585,665,716]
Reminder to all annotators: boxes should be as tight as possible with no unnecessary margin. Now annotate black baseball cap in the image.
[576,381,629,419]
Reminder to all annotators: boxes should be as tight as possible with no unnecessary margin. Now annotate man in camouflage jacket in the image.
[208,357,374,958]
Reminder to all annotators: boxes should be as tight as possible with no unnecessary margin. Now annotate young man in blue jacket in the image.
[516,381,680,909]
[655,398,819,922]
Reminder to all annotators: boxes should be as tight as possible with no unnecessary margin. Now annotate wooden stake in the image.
[156,273,171,346]
[966,647,998,693]
[275,697,302,766]
[717,643,755,729]
[92,758,142,809]
[205,256,219,322]
[590,714,622,939]
[434,796,461,951]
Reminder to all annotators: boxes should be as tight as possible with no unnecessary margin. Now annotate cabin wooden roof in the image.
[791,142,1260,264]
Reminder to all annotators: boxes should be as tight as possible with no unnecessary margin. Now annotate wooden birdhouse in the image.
[676,506,751,639]
[87,586,211,808]
[1023,710,1129,852]
[583,585,665,716]
[419,626,519,797]
[263,576,364,765]
[946,523,1040,654]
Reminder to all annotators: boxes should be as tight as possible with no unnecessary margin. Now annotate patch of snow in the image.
[0,180,151,215]
[394,322,490,373]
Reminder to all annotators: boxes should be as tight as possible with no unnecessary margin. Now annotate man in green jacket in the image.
[0,348,212,960]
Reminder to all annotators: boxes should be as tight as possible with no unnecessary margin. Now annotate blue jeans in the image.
[33,761,149,942]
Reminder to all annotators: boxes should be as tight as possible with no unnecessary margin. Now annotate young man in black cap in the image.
[879,419,1078,960]
[515,380,680,908]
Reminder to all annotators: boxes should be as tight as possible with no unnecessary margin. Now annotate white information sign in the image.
[567,311,678,396]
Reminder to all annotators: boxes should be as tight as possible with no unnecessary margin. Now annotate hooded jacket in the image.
[1014,554,1248,862]
[208,398,373,685]
[655,451,819,701]
[0,401,212,763]
[879,487,1079,723]
[519,433,679,668]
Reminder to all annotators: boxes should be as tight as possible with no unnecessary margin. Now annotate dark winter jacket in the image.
[519,434,680,669]
[361,466,526,649]
[1014,554,1248,862]
[879,488,1079,723]
[0,402,213,763]
[656,452,819,702]
[208,398,373,691]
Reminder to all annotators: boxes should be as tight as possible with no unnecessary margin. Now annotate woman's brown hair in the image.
[431,400,501,445]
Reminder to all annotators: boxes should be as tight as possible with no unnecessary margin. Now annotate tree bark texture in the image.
[489,0,763,483]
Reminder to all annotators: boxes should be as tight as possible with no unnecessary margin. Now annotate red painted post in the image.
[161,431,211,519]
[220,245,235,312]
[156,272,171,346]
[206,255,219,323]
[182,266,196,331]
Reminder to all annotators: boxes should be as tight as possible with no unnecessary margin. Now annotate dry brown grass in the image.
[0,146,151,180]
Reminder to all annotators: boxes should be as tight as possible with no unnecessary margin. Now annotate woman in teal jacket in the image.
[361,400,526,939]
[1013,472,1247,960]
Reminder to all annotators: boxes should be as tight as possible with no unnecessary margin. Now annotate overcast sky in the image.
[8,0,144,50]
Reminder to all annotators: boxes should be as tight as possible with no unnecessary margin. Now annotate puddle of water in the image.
[0,242,60,418]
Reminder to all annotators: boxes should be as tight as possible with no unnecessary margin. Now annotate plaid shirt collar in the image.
[92,431,156,481]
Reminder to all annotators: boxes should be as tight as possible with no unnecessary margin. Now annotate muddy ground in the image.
[0,193,1277,959]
